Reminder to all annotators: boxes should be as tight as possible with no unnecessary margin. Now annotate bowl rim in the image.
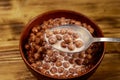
[19,10,105,79]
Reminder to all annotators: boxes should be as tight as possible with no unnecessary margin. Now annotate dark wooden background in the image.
[0,0,120,80]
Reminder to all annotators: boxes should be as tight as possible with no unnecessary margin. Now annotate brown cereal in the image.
[69,68,75,74]
[53,29,60,34]
[34,45,40,50]
[82,23,87,28]
[31,63,37,68]
[55,61,62,67]
[44,57,50,62]
[61,41,67,48]
[75,21,82,26]
[44,44,52,49]
[25,44,30,50]
[45,71,50,76]
[34,53,40,60]
[76,67,82,74]
[50,56,57,62]
[67,30,74,35]
[68,43,75,51]
[63,34,72,44]
[72,53,79,58]
[42,63,50,70]
[50,67,57,74]
[36,32,42,37]
[63,70,69,75]
[32,27,38,33]
[46,30,53,38]
[57,55,63,61]
[64,56,70,61]
[46,50,53,57]
[79,51,86,58]
[48,36,57,44]
[60,28,67,34]
[75,59,83,65]
[53,74,58,78]
[60,52,66,56]
[56,34,62,40]
[87,48,93,54]
[30,34,36,42]
[72,32,79,39]
[68,74,73,77]
[86,54,92,59]
[69,58,74,64]
[28,57,35,63]
[36,61,42,66]
[87,25,94,33]
[58,67,64,73]
[74,40,83,48]
[39,68,46,73]
[63,62,70,68]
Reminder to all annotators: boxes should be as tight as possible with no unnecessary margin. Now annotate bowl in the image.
[19,10,105,80]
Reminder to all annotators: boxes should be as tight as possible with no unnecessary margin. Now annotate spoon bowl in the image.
[45,25,120,53]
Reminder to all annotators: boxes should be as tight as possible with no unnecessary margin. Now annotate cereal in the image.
[32,27,38,33]
[75,59,83,65]
[25,44,30,50]
[53,29,60,34]
[72,32,79,39]
[87,48,93,54]
[64,56,70,61]
[69,68,75,74]
[69,58,74,64]
[50,56,57,62]
[31,63,37,68]
[61,41,67,48]
[24,17,100,79]
[36,61,42,66]
[46,30,53,38]
[50,67,57,74]
[86,54,92,59]
[34,53,40,60]
[68,43,75,51]
[72,53,79,58]
[35,37,40,44]
[48,36,57,44]
[74,40,83,48]
[79,51,86,58]
[42,63,50,70]
[45,71,50,76]
[63,34,73,44]
[34,45,40,50]
[55,61,62,67]
[60,28,67,34]
[36,32,42,37]
[30,34,36,42]
[60,52,66,56]
[58,67,64,73]
[56,34,62,40]
[75,21,81,26]
[63,62,70,68]
[28,57,35,63]
[46,50,53,57]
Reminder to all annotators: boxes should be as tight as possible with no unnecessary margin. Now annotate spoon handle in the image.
[93,38,120,42]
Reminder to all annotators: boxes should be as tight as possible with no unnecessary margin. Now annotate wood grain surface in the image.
[0,0,120,80]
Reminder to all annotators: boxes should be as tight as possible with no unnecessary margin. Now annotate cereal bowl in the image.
[19,10,105,80]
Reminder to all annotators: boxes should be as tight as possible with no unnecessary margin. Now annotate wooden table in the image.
[0,0,120,80]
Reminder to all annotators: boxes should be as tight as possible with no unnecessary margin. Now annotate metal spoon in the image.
[45,25,120,53]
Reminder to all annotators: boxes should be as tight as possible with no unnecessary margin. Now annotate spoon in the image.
[45,25,120,53]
